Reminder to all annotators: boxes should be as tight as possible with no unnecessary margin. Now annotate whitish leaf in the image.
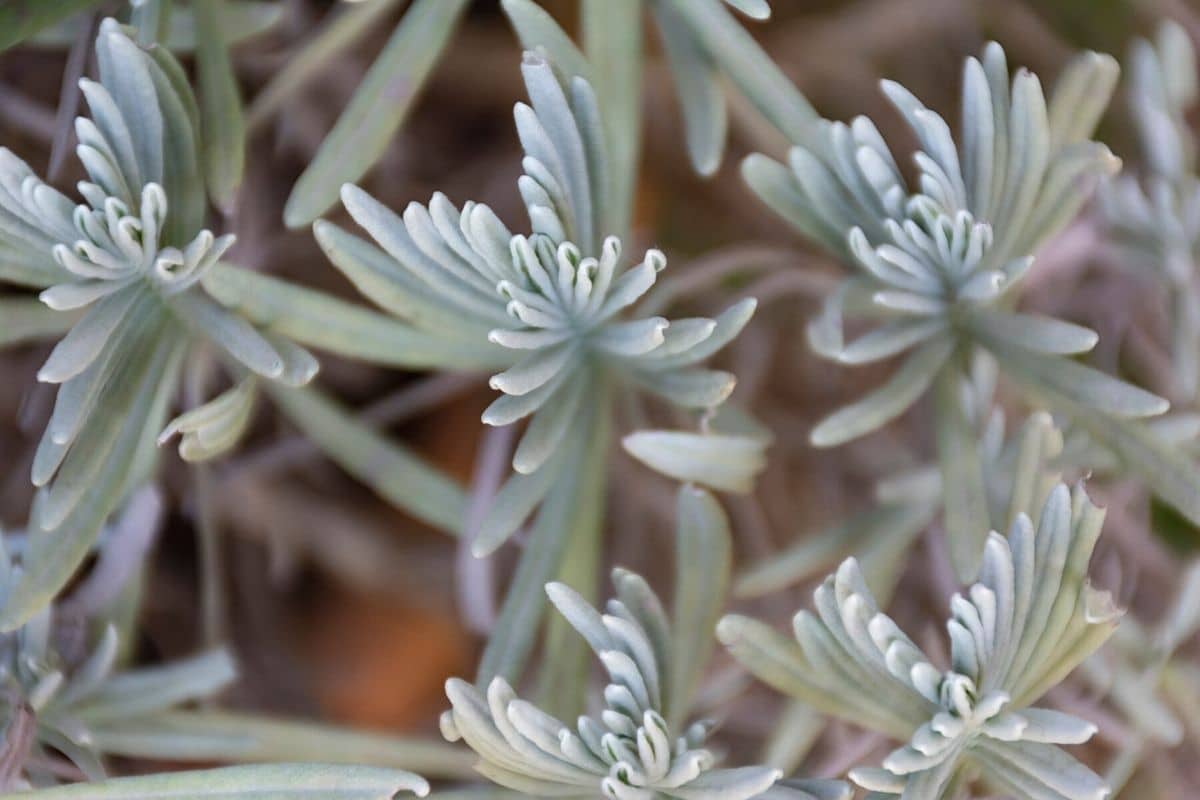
[284,0,471,227]
[11,763,429,800]
[665,0,819,146]
[74,649,236,723]
[968,309,1099,355]
[581,0,640,239]
[2,333,183,631]
[623,430,766,493]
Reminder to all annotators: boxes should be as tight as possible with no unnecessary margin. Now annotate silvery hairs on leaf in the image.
[441,567,848,800]
[1100,21,1200,399]
[318,53,754,550]
[719,479,1120,800]
[0,20,316,523]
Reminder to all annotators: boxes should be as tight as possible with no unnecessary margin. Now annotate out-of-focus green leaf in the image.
[501,0,591,81]
[131,0,172,45]
[9,763,429,800]
[30,2,282,51]
[0,0,98,51]
[73,649,236,724]
[665,0,819,146]
[734,502,933,599]
[88,710,474,779]
[265,383,466,535]
[668,485,731,727]
[193,0,246,210]
[582,0,641,237]
[247,0,406,132]
[934,366,990,581]
[283,0,471,228]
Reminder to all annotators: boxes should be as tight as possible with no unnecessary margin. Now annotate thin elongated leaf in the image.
[202,264,510,370]
[668,486,731,727]
[193,0,245,210]
[1059,398,1200,527]
[0,0,98,51]
[265,383,466,535]
[2,332,184,631]
[810,338,954,447]
[968,309,1099,356]
[987,337,1169,418]
[735,503,932,598]
[284,0,471,227]
[501,0,592,86]
[88,710,474,778]
[12,763,429,800]
[652,1,726,176]
[666,0,819,148]
[247,0,406,132]
[31,3,282,51]
[581,0,641,238]
[75,649,237,723]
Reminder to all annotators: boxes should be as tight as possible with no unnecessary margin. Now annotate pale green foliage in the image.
[0,20,317,630]
[283,0,819,227]
[322,54,754,555]
[442,524,849,800]
[622,429,768,493]
[8,763,429,800]
[719,458,1119,799]
[743,40,1200,579]
[0,538,235,787]
[1100,21,1200,399]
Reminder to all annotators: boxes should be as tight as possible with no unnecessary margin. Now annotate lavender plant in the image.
[4,4,1198,799]
[441,486,848,800]
[301,47,759,691]
[745,39,1200,580]
[719,433,1120,798]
